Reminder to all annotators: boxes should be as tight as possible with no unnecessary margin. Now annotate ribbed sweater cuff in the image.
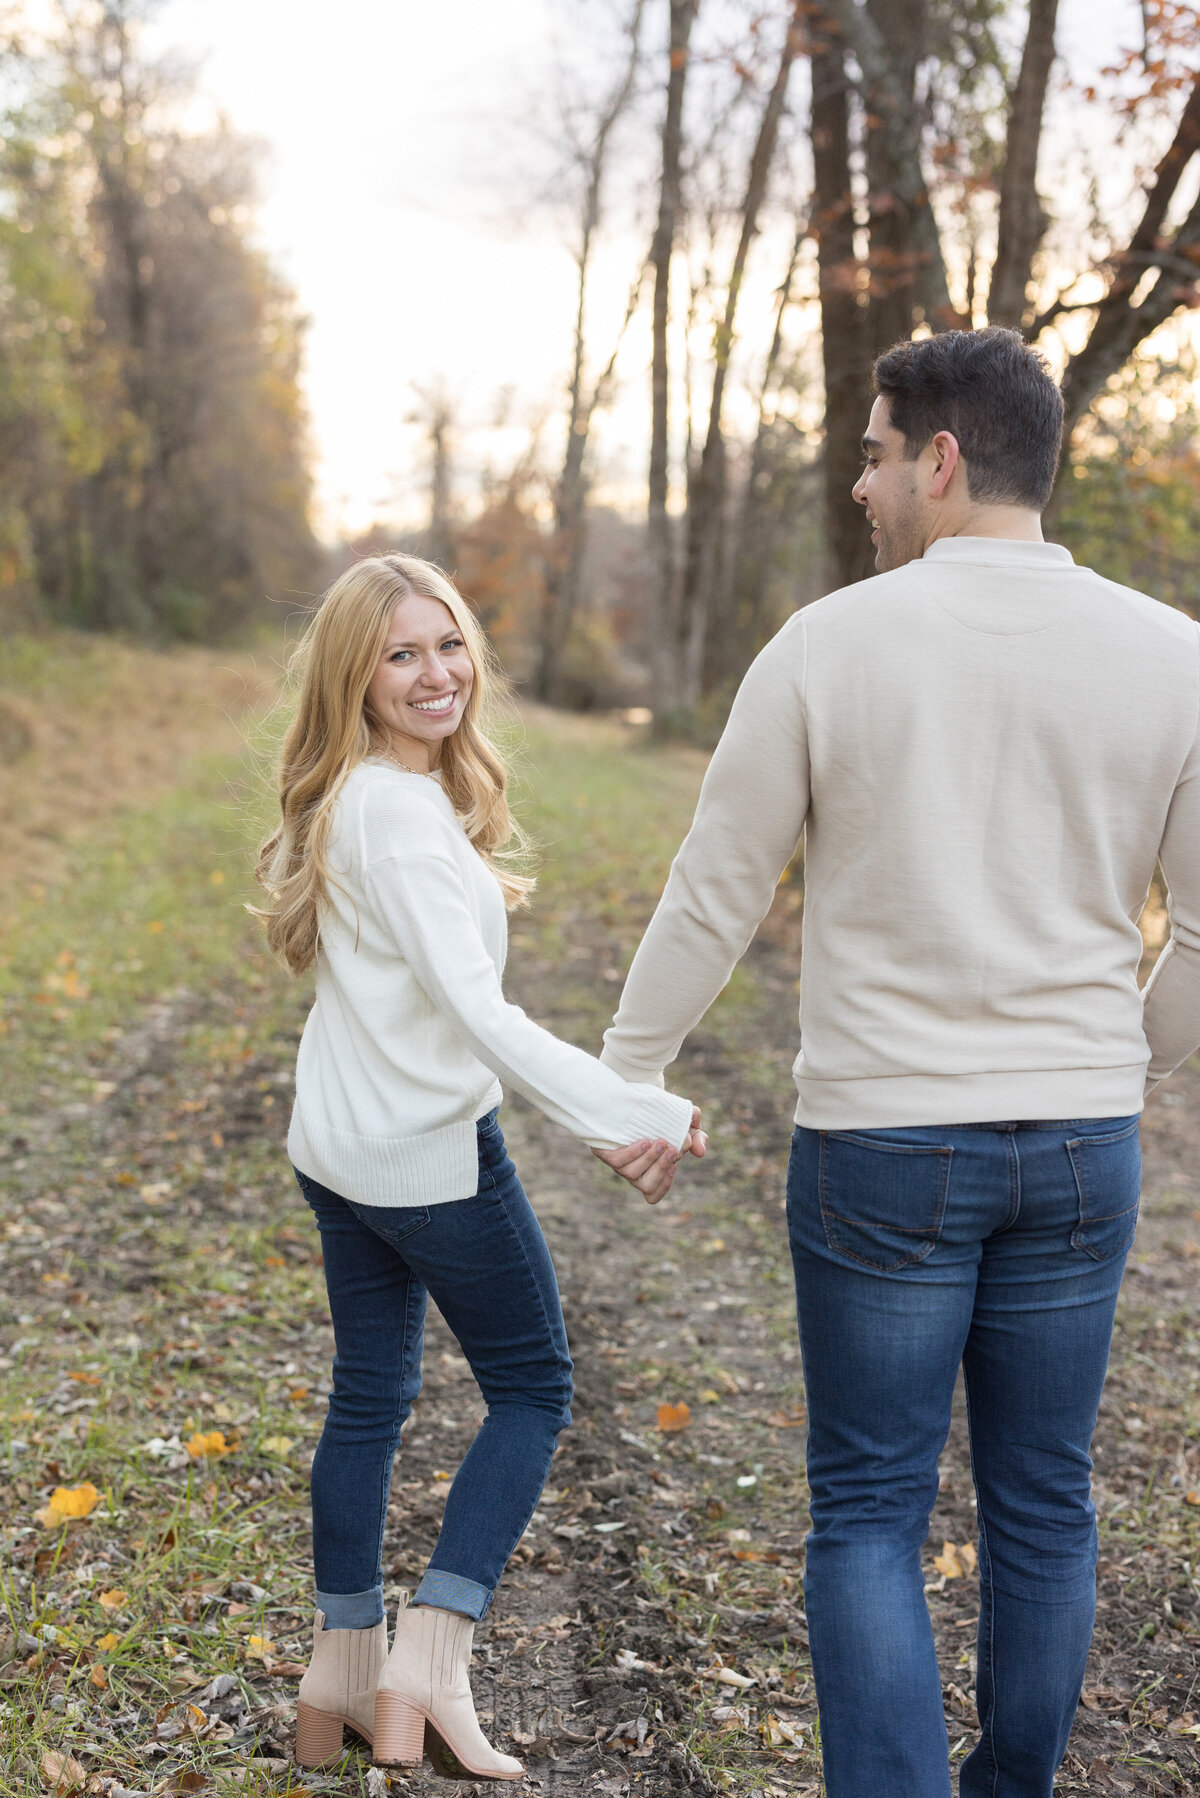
[625,1088,694,1153]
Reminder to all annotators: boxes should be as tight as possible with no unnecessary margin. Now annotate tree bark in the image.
[862,0,934,348]
[810,24,874,590]
[676,0,805,708]
[820,0,954,327]
[1060,70,1200,436]
[647,0,699,712]
[989,0,1060,328]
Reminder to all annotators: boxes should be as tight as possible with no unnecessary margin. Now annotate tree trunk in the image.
[676,0,804,708]
[820,0,954,327]
[810,25,874,590]
[862,0,933,348]
[988,0,1060,328]
[536,0,646,703]
[647,0,699,714]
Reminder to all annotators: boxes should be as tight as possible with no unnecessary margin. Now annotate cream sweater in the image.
[289,762,694,1206]
[601,539,1200,1128]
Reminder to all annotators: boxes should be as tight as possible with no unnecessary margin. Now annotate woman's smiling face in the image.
[366,592,475,770]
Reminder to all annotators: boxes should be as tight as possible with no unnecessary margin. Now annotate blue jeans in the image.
[787,1115,1141,1798]
[295,1111,573,1627]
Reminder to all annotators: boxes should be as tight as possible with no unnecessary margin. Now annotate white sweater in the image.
[601,539,1200,1128]
[288,761,694,1207]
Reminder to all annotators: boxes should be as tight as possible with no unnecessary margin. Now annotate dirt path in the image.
[2,715,1198,1796]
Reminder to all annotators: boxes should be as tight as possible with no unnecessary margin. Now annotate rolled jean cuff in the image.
[413,1568,493,1620]
[315,1584,385,1629]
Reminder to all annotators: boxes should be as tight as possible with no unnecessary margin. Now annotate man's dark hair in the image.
[872,328,1064,510]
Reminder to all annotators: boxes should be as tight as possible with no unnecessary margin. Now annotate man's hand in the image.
[592,1107,707,1205]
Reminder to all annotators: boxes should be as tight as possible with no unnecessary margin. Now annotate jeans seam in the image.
[489,1182,571,1419]
[368,1271,418,1590]
[963,1363,1001,1798]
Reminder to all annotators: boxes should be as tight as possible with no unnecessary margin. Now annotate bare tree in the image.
[535,0,647,703]
[647,0,699,706]
[674,0,806,709]
[987,0,1060,327]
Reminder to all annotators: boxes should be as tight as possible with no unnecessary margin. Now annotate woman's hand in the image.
[592,1137,679,1204]
[592,1106,706,1205]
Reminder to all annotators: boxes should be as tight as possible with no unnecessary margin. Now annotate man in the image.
[597,329,1200,1797]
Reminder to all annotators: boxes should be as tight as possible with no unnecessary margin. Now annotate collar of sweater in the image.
[922,537,1075,570]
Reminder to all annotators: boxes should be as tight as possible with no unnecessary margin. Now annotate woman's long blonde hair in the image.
[254,554,534,974]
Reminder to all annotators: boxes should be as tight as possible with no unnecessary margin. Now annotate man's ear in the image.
[928,430,961,500]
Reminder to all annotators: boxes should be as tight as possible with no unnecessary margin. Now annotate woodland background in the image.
[1,0,1199,728]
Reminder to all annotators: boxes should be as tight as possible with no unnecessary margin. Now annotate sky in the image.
[151,0,1171,544]
[158,0,589,539]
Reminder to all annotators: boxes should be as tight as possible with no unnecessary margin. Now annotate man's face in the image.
[851,397,931,573]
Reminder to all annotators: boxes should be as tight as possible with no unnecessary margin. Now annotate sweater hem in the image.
[289,1082,504,1208]
[792,1063,1148,1131]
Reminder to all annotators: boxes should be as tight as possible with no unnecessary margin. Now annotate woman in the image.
[254,554,701,1777]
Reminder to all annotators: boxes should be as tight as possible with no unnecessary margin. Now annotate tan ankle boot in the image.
[295,1610,387,1767]
[374,1602,523,1780]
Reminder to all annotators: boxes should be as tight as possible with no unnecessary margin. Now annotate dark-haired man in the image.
[599,328,1200,1796]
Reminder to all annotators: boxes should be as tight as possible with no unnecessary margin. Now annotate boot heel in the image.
[374,1691,427,1765]
[295,1701,345,1767]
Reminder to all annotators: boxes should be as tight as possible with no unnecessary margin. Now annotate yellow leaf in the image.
[261,1436,294,1456]
[246,1634,274,1659]
[932,1539,977,1579]
[98,1588,127,1610]
[656,1401,692,1434]
[699,1389,722,1404]
[148,919,165,933]
[210,870,226,885]
[185,1430,232,1460]
[97,1632,120,1652]
[35,1482,101,1527]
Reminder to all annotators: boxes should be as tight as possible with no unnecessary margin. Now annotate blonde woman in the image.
[255,555,701,1778]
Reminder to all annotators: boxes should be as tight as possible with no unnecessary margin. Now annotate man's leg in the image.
[959,1116,1139,1798]
[787,1123,1001,1798]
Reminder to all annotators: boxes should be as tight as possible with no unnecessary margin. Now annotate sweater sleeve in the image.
[600,611,811,1085]
[1143,671,1200,1090]
[360,840,694,1153]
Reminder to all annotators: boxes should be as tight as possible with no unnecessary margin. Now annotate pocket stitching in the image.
[1067,1134,1140,1260]
[818,1138,952,1272]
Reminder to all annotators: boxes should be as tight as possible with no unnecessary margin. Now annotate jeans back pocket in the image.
[1067,1120,1141,1262]
[819,1131,953,1272]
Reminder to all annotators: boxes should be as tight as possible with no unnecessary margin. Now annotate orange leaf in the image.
[90,1663,108,1690]
[656,1402,691,1434]
[98,1588,127,1610]
[185,1430,231,1460]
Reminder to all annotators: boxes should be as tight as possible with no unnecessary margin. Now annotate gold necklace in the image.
[381,745,433,778]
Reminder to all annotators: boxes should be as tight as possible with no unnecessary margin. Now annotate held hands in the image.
[591,1106,707,1205]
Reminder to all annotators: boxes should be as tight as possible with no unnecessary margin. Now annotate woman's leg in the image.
[349,1114,572,1620]
[297,1169,429,1628]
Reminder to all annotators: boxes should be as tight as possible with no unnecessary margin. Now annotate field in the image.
[1,634,1198,1798]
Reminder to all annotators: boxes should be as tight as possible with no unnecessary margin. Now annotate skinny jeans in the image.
[787,1115,1140,1798]
[295,1110,573,1626]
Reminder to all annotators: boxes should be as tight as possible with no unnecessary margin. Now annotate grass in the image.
[0,645,714,1795]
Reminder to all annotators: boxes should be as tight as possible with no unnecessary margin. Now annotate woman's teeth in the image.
[412,694,456,714]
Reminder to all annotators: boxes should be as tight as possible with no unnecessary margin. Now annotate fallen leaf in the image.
[97,1632,120,1652]
[699,1388,722,1403]
[265,1659,308,1678]
[35,1482,101,1527]
[656,1401,691,1433]
[709,1666,757,1690]
[766,1408,805,1429]
[68,1371,101,1386]
[245,1635,274,1659]
[90,1663,108,1690]
[261,1435,294,1456]
[40,1751,86,1791]
[98,1588,128,1610]
[1185,1491,1200,1507]
[185,1430,231,1460]
[932,1540,977,1579]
